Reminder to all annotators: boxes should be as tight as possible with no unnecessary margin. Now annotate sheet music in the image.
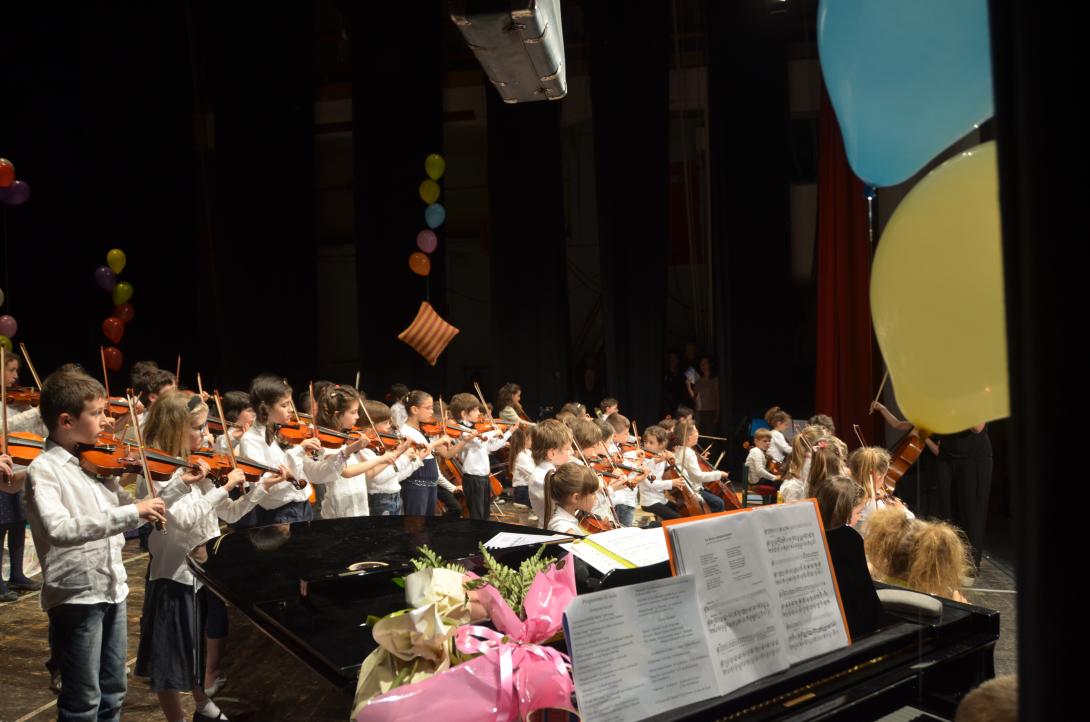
[666,513,790,693]
[751,502,850,662]
[565,575,719,722]
[483,531,572,549]
[586,527,670,567]
[560,540,627,574]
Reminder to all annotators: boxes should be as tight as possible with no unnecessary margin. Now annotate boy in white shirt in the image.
[24,369,167,722]
[746,428,782,490]
[528,420,571,527]
[450,393,511,520]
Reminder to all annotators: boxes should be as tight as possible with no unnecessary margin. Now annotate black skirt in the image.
[135,578,198,692]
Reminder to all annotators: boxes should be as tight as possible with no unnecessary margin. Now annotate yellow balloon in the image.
[871,141,1008,434]
[419,179,440,205]
[424,153,446,180]
[112,281,133,306]
[0,335,10,353]
[106,248,126,274]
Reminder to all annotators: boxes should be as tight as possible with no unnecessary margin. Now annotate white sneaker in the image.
[528,513,539,522]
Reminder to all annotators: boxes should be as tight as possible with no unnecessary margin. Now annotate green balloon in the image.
[112,281,133,305]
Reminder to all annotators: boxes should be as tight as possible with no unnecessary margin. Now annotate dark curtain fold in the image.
[706,0,793,450]
[587,1,670,427]
[349,1,447,396]
[814,85,879,446]
[486,91,570,418]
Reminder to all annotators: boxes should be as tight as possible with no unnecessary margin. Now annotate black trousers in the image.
[642,502,681,521]
[435,485,462,518]
[937,455,993,569]
[462,474,491,520]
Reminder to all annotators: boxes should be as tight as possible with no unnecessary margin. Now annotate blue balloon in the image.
[818,0,994,187]
[424,203,446,229]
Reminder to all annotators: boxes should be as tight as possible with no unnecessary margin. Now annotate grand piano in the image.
[190,517,999,721]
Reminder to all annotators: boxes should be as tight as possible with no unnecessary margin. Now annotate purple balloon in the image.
[416,229,438,254]
[95,266,118,292]
[0,180,30,206]
[0,314,16,338]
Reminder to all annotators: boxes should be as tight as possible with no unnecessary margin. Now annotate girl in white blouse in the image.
[671,421,730,513]
[544,463,600,535]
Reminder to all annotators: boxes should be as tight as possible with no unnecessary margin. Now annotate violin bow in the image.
[127,391,165,532]
[566,424,622,527]
[99,346,112,400]
[874,368,890,406]
[354,370,360,392]
[852,423,868,449]
[18,342,43,390]
[358,398,385,454]
[197,373,205,398]
[175,354,182,387]
[212,391,238,471]
[472,381,502,437]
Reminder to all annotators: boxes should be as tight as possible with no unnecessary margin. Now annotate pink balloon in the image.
[0,314,16,338]
[416,229,438,254]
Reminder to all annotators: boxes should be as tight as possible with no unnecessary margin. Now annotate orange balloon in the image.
[103,346,124,372]
[0,158,13,188]
[408,251,431,277]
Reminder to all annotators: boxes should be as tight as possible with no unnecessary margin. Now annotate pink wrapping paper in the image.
[357,558,578,722]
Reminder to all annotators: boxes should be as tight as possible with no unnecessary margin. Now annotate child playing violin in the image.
[604,413,646,527]
[570,419,627,526]
[543,463,599,535]
[672,420,729,513]
[507,425,533,509]
[745,428,782,492]
[351,399,424,517]
[238,374,336,525]
[398,390,459,516]
[450,393,511,520]
[136,391,276,722]
[529,420,571,527]
[214,391,255,456]
[638,425,688,521]
[764,407,793,466]
[24,369,167,722]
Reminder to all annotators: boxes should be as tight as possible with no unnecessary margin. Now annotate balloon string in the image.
[866,186,876,246]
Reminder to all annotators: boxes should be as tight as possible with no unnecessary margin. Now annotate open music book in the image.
[563,501,850,722]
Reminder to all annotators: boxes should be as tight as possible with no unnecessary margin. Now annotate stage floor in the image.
[0,502,1016,721]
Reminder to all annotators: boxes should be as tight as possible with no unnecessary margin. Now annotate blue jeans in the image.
[368,492,402,516]
[48,601,128,722]
[700,489,725,513]
[614,504,635,528]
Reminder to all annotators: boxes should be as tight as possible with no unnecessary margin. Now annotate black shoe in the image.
[8,577,42,591]
[46,660,61,694]
[0,590,17,602]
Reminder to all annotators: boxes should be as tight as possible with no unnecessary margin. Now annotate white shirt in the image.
[390,403,408,430]
[363,447,424,496]
[529,460,555,526]
[547,506,584,535]
[511,449,533,488]
[239,424,342,509]
[9,406,47,436]
[673,446,721,491]
[24,440,141,610]
[457,424,511,476]
[779,478,806,503]
[746,446,779,484]
[769,430,791,463]
[611,450,641,508]
[639,458,673,507]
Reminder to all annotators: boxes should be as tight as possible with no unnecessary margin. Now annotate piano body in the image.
[190,517,998,721]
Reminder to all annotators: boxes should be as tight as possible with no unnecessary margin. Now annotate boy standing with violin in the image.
[24,369,167,722]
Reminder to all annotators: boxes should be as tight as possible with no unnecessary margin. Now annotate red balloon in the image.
[114,303,135,324]
[103,346,123,372]
[102,317,124,344]
[0,158,13,188]
[408,251,431,277]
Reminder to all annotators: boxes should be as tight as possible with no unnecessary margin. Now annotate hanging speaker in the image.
[450,0,567,103]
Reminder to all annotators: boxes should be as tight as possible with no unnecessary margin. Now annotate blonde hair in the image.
[605,413,629,435]
[531,419,570,465]
[807,443,847,499]
[955,675,1018,722]
[554,410,575,427]
[863,507,975,599]
[754,428,772,441]
[543,462,599,529]
[144,390,207,458]
[848,446,892,501]
[787,425,826,481]
[571,418,604,451]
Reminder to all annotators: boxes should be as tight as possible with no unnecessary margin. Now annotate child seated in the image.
[745,429,781,490]
[863,506,974,603]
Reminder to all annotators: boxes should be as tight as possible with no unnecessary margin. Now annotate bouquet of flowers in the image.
[352,544,578,722]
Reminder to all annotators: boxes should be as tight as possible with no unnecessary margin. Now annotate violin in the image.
[4,386,40,407]
[575,509,617,534]
[419,418,477,439]
[5,432,48,467]
[883,430,926,494]
[661,451,711,517]
[106,396,138,420]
